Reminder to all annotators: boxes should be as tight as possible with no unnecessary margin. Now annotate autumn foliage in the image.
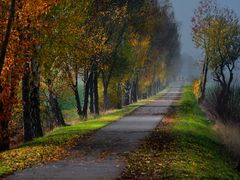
[0,0,58,151]
[0,0,181,152]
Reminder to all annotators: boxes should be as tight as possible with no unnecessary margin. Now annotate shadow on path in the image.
[7,86,182,180]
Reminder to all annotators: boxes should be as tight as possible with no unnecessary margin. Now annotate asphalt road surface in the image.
[7,85,182,180]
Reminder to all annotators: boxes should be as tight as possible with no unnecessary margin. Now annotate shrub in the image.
[215,122,240,159]
[205,85,240,124]
[193,79,201,100]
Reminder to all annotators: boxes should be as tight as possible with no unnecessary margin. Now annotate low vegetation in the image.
[205,86,240,123]
[120,86,240,179]
[204,85,240,170]
[0,89,168,177]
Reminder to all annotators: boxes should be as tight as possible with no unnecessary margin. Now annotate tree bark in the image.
[30,58,43,138]
[83,73,93,118]
[72,72,84,118]
[46,102,54,130]
[22,71,33,142]
[124,82,131,106]
[103,87,109,111]
[89,74,94,114]
[116,82,122,109]
[0,120,9,151]
[102,71,109,112]
[148,86,152,97]
[74,86,82,118]
[0,0,16,151]
[0,0,16,74]
[199,57,209,103]
[131,80,138,103]
[216,64,234,119]
[48,90,66,126]
[93,70,99,115]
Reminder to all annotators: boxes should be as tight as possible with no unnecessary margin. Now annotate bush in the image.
[215,122,240,160]
[205,85,240,124]
[193,79,201,100]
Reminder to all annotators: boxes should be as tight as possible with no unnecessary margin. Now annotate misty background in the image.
[171,0,240,82]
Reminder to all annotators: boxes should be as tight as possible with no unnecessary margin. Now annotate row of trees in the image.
[0,0,60,151]
[192,0,240,117]
[0,0,181,151]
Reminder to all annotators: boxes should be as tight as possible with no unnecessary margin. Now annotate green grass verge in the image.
[172,86,239,179]
[121,86,240,179]
[0,87,169,177]
[23,87,169,147]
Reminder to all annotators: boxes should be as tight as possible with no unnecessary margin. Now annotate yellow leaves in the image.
[129,33,150,69]
[40,82,47,89]
[193,79,201,100]
[0,145,66,174]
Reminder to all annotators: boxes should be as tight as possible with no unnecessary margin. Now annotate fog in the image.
[170,0,240,85]
[176,53,200,82]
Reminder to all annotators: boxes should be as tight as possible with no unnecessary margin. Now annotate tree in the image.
[192,0,217,102]
[207,8,240,115]
[84,0,128,111]
[0,0,16,74]
[0,0,58,151]
[193,1,240,118]
[40,0,110,118]
[0,0,16,151]
[98,0,180,107]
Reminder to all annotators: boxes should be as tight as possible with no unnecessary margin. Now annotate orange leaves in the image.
[0,145,66,174]
[193,79,201,100]
[0,0,59,124]
[15,0,58,28]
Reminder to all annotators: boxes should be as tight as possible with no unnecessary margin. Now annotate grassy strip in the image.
[0,88,169,176]
[120,86,240,179]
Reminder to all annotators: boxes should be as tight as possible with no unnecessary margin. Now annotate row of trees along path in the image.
[0,0,181,151]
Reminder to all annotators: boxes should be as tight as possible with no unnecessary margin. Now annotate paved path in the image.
[7,86,182,180]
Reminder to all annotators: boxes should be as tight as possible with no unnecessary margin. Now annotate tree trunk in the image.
[49,90,66,126]
[124,82,131,106]
[148,86,152,97]
[218,80,232,118]
[124,92,130,106]
[0,120,9,151]
[201,63,208,100]
[0,0,16,74]
[102,71,110,112]
[93,70,99,115]
[0,0,16,151]
[117,83,122,109]
[154,82,157,95]
[46,102,54,130]
[199,57,209,103]
[74,87,82,118]
[83,73,93,118]
[103,88,109,111]
[89,74,94,114]
[131,80,138,103]
[22,71,33,142]
[217,84,227,118]
[30,58,43,138]
[158,81,161,93]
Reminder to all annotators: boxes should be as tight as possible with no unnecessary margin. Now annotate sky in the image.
[171,0,240,59]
